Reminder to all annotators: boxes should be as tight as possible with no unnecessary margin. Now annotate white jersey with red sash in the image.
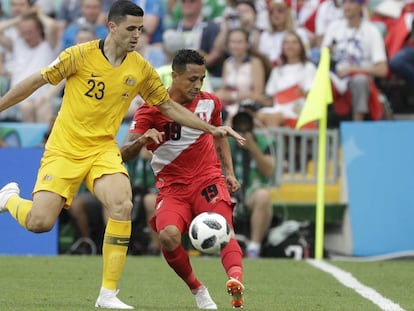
[129,91,223,189]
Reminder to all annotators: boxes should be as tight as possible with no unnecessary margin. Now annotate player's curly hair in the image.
[172,49,206,73]
[108,0,144,24]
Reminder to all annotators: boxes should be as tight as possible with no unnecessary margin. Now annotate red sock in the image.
[162,245,202,291]
[221,238,243,282]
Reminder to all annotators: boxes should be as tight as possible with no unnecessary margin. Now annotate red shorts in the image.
[150,176,235,234]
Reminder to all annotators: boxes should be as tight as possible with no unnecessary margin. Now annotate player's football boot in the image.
[194,286,217,309]
[226,278,245,308]
[95,288,133,309]
[0,182,19,213]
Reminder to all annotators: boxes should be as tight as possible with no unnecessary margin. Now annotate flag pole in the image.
[315,111,327,259]
[295,47,332,259]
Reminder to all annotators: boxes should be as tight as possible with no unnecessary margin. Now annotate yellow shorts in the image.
[33,144,129,206]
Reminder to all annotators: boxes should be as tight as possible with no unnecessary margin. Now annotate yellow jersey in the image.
[41,39,169,158]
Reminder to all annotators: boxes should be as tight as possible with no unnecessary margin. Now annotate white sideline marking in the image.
[308,260,406,311]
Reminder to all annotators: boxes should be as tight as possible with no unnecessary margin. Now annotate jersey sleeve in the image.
[209,93,223,127]
[41,44,85,85]
[129,104,153,134]
[138,61,170,107]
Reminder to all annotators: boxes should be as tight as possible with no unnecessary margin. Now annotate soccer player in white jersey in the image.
[0,1,244,309]
[122,49,245,309]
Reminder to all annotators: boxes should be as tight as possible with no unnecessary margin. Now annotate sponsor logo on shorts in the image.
[156,200,163,210]
[43,174,53,181]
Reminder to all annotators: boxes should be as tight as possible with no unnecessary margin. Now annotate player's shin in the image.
[102,218,131,290]
[221,238,243,281]
[7,196,32,229]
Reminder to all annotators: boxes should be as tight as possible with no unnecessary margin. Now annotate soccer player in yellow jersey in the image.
[0,1,244,309]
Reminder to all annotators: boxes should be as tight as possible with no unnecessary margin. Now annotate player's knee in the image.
[159,225,181,251]
[108,199,133,220]
[26,216,55,233]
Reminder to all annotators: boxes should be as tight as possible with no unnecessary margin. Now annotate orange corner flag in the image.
[296,48,333,129]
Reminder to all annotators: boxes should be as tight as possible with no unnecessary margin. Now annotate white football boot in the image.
[0,182,20,213]
[95,288,134,309]
[194,286,217,310]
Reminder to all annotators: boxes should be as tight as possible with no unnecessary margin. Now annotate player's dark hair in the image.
[108,0,144,24]
[172,49,205,73]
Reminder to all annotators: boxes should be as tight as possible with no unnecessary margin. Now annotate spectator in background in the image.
[388,17,414,82]
[131,0,164,45]
[213,0,262,59]
[0,0,59,50]
[61,0,108,50]
[230,108,275,258]
[0,126,21,147]
[157,29,213,91]
[322,0,388,122]
[314,0,344,47]
[2,13,56,122]
[58,0,115,26]
[175,0,222,78]
[0,0,59,121]
[169,0,226,26]
[258,0,310,66]
[256,31,316,128]
[312,0,344,63]
[134,29,165,68]
[216,28,266,124]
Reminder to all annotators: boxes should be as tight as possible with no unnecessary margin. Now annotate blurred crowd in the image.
[0,0,412,129]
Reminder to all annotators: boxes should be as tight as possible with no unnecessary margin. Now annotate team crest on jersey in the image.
[195,99,214,122]
[125,77,136,85]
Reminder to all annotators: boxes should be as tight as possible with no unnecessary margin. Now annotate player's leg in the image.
[0,185,65,232]
[0,152,78,232]
[153,193,217,309]
[216,201,245,309]
[85,145,133,309]
[143,192,160,254]
[93,172,133,309]
[199,178,244,308]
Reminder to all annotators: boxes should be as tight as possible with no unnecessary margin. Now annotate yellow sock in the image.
[6,196,32,229]
[101,218,131,290]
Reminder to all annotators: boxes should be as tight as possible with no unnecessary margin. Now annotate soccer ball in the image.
[189,212,231,254]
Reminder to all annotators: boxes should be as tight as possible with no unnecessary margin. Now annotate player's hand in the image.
[226,175,241,193]
[238,131,255,150]
[140,128,164,144]
[212,126,245,145]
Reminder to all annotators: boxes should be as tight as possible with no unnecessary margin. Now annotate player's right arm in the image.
[0,72,47,113]
[121,129,164,163]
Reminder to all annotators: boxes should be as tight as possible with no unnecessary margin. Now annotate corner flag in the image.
[296,48,333,260]
[296,47,333,129]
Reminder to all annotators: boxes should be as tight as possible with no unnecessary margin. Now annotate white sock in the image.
[247,241,261,253]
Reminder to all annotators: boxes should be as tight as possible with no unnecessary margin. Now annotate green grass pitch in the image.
[0,256,412,310]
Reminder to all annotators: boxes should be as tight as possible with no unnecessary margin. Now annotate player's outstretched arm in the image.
[158,99,245,145]
[0,72,47,113]
[120,129,164,162]
[158,99,216,133]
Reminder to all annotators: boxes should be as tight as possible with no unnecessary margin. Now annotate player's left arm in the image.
[158,99,245,145]
[214,136,240,193]
[0,72,47,113]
